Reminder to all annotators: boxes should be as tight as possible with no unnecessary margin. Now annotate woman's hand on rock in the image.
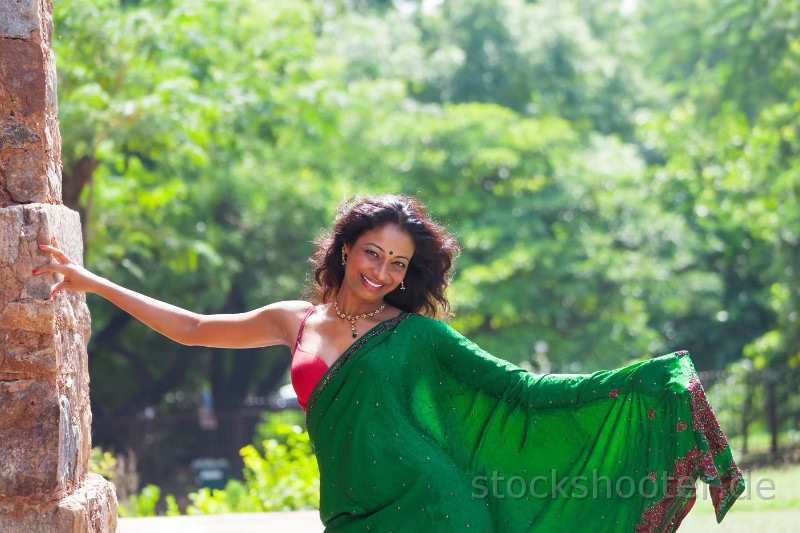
[33,236,99,295]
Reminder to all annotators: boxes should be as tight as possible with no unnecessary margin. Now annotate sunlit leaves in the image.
[53,0,798,432]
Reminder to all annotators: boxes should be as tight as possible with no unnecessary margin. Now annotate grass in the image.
[726,431,798,455]
[681,509,800,533]
[678,463,800,532]
[689,464,800,514]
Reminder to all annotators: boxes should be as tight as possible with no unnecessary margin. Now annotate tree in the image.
[55,0,342,417]
[638,0,800,445]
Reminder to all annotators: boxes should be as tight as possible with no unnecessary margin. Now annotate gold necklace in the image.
[334,298,386,338]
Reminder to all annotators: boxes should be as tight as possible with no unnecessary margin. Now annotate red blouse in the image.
[290,305,329,412]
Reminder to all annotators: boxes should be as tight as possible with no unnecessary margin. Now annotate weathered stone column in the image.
[0,1,118,531]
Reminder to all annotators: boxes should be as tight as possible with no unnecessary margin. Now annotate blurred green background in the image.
[53,0,799,518]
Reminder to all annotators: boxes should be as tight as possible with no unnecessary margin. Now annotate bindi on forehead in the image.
[363,241,412,260]
[359,225,414,259]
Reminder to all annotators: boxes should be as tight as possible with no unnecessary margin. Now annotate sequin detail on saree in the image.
[636,374,745,532]
[304,311,411,423]
[304,316,744,532]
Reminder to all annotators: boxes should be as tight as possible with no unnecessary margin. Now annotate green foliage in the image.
[54,0,338,414]
[115,483,182,517]
[252,410,307,449]
[707,360,762,443]
[416,0,640,136]
[118,484,161,518]
[54,0,799,468]
[88,447,117,481]
[637,0,799,426]
[165,494,181,517]
[186,424,320,513]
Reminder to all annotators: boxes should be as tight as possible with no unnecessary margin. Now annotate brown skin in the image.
[33,225,415,363]
[298,224,414,364]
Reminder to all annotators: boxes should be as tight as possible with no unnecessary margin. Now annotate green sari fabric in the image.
[305,313,745,532]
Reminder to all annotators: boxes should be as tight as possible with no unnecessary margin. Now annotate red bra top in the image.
[290,305,329,413]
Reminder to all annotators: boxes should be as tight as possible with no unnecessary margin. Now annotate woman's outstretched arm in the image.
[34,236,305,349]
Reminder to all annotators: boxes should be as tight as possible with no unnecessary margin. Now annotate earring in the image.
[341,249,347,266]
[400,280,406,291]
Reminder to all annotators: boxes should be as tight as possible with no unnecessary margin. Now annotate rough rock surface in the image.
[0,474,118,533]
[0,199,113,531]
[1,0,118,530]
[0,0,61,207]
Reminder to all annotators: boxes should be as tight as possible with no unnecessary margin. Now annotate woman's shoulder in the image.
[398,314,481,359]
[400,312,435,324]
[400,313,459,336]
[254,299,314,330]
[256,300,316,347]
[274,299,315,313]
[257,299,314,317]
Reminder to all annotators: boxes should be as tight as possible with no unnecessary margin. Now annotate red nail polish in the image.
[51,290,56,296]
[32,269,38,274]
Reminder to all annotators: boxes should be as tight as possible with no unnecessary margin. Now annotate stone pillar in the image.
[0,1,118,532]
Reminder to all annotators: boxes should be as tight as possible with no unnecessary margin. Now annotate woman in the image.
[35,194,744,532]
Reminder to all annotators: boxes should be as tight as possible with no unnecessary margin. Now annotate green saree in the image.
[305,313,745,532]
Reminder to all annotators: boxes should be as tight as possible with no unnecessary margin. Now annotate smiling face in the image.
[341,224,415,305]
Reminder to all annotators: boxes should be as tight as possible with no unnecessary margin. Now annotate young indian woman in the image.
[34,194,744,532]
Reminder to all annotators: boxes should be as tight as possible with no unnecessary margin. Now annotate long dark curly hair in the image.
[308,195,460,319]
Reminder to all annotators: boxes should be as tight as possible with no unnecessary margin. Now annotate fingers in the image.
[31,262,65,296]
[50,281,68,295]
[38,240,70,264]
[32,264,66,296]
[34,235,67,275]
[32,237,68,296]
[33,262,65,275]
